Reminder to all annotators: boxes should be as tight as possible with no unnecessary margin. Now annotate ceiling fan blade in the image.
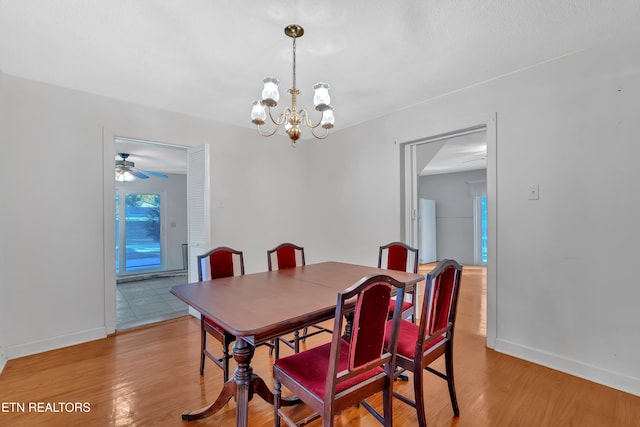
[140,170,168,179]
[129,169,149,179]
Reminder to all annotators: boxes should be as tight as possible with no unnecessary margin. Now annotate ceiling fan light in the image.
[313,82,330,111]
[250,100,266,125]
[261,77,279,107]
[115,170,137,182]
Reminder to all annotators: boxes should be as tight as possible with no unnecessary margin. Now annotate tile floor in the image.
[116,274,189,330]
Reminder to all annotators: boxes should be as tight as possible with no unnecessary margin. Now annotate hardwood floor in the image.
[1,265,639,426]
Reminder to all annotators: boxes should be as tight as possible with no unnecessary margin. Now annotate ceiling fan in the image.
[115,153,168,182]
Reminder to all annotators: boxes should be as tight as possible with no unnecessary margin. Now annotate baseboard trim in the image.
[495,338,640,397]
[0,346,7,374]
[7,327,107,360]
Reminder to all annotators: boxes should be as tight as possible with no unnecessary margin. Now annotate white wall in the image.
[301,31,640,395]
[0,72,301,359]
[299,127,405,266]
[205,131,308,274]
[0,72,6,371]
[419,169,487,265]
[2,25,639,396]
[0,71,5,370]
[0,180,6,371]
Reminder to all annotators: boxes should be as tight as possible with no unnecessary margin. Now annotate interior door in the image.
[187,144,210,283]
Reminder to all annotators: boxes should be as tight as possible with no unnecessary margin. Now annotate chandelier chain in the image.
[292,36,297,91]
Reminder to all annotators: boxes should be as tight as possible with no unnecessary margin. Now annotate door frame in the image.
[400,113,498,348]
[102,129,203,334]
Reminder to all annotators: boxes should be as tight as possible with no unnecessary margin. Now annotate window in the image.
[474,195,488,265]
[116,193,162,273]
[116,193,120,272]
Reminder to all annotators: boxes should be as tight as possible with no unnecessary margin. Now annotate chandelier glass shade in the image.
[251,24,335,145]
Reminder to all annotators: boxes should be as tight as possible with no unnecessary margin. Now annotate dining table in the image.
[169,261,424,427]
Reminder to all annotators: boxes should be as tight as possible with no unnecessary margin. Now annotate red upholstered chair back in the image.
[197,246,245,281]
[419,259,463,346]
[378,242,419,274]
[348,282,392,370]
[326,274,405,399]
[378,242,420,323]
[267,242,305,271]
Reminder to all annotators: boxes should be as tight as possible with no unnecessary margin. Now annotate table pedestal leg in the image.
[234,338,254,426]
[181,338,300,426]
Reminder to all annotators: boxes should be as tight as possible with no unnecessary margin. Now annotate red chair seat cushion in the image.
[274,340,384,399]
[388,298,413,314]
[384,320,445,359]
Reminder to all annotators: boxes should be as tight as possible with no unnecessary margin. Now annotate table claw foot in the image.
[181,379,237,420]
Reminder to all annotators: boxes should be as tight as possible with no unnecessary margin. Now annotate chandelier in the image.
[250,24,335,146]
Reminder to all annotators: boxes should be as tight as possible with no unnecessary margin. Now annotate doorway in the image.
[112,137,189,330]
[415,130,487,265]
[401,114,497,348]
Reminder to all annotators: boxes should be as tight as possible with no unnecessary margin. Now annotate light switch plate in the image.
[528,184,539,200]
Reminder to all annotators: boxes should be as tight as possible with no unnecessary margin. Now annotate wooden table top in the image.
[170,261,424,344]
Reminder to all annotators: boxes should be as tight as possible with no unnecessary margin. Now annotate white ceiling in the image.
[114,137,187,175]
[2,1,639,173]
[418,131,487,176]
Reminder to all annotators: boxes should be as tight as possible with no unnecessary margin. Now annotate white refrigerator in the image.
[418,198,437,263]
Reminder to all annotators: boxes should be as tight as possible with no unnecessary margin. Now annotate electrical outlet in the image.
[528,184,539,200]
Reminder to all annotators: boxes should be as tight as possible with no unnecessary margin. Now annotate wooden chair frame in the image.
[378,241,419,323]
[197,246,244,380]
[392,259,463,427]
[273,274,406,427]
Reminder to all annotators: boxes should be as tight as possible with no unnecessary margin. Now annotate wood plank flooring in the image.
[1,265,639,426]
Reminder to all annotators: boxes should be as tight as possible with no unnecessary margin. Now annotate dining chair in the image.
[273,274,406,427]
[267,243,331,354]
[384,259,463,427]
[378,241,419,323]
[197,246,244,381]
[267,242,306,271]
